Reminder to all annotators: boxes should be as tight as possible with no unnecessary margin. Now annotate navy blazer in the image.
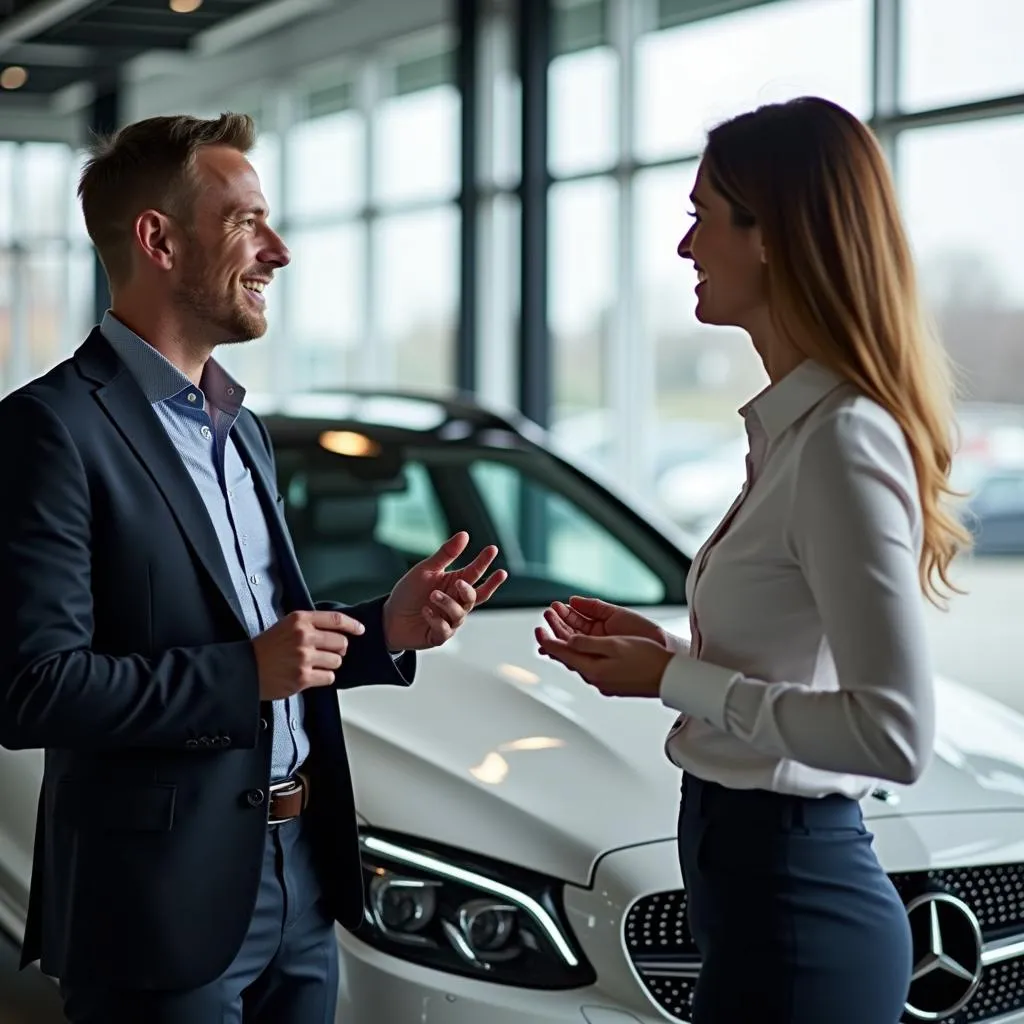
[0,328,415,990]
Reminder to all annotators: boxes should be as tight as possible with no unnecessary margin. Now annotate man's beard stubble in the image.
[173,249,267,345]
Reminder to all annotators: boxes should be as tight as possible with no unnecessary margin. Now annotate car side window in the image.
[277,449,449,603]
[375,461,449,557]
[470,459,666,604]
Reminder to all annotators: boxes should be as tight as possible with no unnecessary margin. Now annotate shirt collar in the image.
[740,359,846,442]
[100,310,245,414]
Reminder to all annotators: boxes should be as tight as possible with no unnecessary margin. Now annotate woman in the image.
[535,96,971,1024]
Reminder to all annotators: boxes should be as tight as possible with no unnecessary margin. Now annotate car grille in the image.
[624,864,1024,1024]
[889,864,1024,938]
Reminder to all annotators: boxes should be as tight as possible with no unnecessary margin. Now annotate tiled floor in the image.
[0,936,65,1024]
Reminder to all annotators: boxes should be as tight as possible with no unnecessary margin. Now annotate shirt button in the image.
[227,387,235,396]
[201,425,212,440]
[290,718,298,729]
[187,392,197,403]
[250,574,260,585]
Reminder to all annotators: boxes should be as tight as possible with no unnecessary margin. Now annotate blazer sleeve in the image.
[246,409,416,691]
[315,598,416,689]
[0,392,262,752]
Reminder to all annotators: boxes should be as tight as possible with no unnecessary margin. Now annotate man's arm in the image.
[247,410,416,691]
[314,598,415,689]
[0,392,261,752]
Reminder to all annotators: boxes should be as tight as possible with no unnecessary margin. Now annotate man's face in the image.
[171,145,290,345]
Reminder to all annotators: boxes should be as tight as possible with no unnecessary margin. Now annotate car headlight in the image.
[352,831,595,989]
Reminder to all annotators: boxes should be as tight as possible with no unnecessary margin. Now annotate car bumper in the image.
[335,928,665,1023]
[335,813,1024,1024]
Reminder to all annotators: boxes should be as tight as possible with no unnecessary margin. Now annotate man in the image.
[0,112,506,1024]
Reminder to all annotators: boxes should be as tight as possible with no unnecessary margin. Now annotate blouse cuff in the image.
[659,650,741,729]
[664,631,690,655]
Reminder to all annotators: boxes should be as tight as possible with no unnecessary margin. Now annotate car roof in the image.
[247,388,546,446]
[248,387,701,564]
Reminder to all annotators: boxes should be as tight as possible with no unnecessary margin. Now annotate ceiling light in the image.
[169,0,202,11]
[318,430,382,458]
[0,66,28,90]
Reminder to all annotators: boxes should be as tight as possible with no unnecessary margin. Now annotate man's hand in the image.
[542,596,670,647]
[383,532,507,652]
[252,610,366,701]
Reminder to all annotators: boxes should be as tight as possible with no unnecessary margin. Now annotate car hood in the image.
[343,608,1024,886]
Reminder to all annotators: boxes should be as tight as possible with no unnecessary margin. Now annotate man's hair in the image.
[77,112,256,289]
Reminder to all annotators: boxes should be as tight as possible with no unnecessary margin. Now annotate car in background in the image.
[2,389,1024,1024]
[962,467,1024,555]
[950,403,1024,556]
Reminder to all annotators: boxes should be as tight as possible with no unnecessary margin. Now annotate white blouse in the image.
[660,359,936,799]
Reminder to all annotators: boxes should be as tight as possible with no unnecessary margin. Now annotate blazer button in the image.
[246,789,265,808]
[221,735,232,747]
[186,739,198,749]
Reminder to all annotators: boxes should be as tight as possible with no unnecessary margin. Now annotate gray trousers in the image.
[61,817,339,1024]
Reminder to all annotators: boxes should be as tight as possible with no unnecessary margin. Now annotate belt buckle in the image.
[267,775,305,826]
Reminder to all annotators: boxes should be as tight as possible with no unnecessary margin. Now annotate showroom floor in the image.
[0,936,64,1024]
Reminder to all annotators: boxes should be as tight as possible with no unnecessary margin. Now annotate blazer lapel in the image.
[76,330,249,633]
[231,413,315,613]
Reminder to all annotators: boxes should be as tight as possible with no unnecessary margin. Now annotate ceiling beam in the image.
[192,0,335,56]
[0,0,109,57]
[2,40,95,65]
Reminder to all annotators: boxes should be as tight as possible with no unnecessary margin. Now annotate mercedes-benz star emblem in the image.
[904,892,984,1021]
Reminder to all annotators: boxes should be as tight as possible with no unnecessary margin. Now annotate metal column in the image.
[871,0,901,166]
[455,0,480,393]
[516,0,552,427]
[88,84,120,323]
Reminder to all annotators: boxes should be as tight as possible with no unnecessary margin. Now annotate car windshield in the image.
[271,431,689,609]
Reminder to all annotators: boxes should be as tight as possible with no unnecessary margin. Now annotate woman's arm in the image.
[660,408,934,785]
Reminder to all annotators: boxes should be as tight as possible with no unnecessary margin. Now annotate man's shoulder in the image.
[0,355,86,418]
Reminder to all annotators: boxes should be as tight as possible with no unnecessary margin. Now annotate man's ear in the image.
[133,210,178,272]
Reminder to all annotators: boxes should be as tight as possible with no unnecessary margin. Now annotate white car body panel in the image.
[347,608,1024,882]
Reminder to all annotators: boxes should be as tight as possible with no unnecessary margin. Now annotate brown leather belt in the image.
[268,772,309,825]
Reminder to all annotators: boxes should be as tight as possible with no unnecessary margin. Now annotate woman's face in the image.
[677,160,767,330]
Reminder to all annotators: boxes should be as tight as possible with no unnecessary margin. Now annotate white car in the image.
[2,389,1024,1024]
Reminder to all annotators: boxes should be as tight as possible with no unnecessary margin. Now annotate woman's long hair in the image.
[702,96,971,606]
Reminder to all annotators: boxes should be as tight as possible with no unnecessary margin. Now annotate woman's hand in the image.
[541,596,670,647]
[534,631,672,699]
[535,597,673,699]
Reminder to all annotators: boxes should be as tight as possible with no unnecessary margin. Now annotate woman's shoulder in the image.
[794,385,917,500]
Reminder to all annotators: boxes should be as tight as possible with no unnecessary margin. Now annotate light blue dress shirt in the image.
[101,312,307,781]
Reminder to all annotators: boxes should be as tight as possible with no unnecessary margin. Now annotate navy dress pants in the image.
[678,772,912,1024]
[61,816,339,1024]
